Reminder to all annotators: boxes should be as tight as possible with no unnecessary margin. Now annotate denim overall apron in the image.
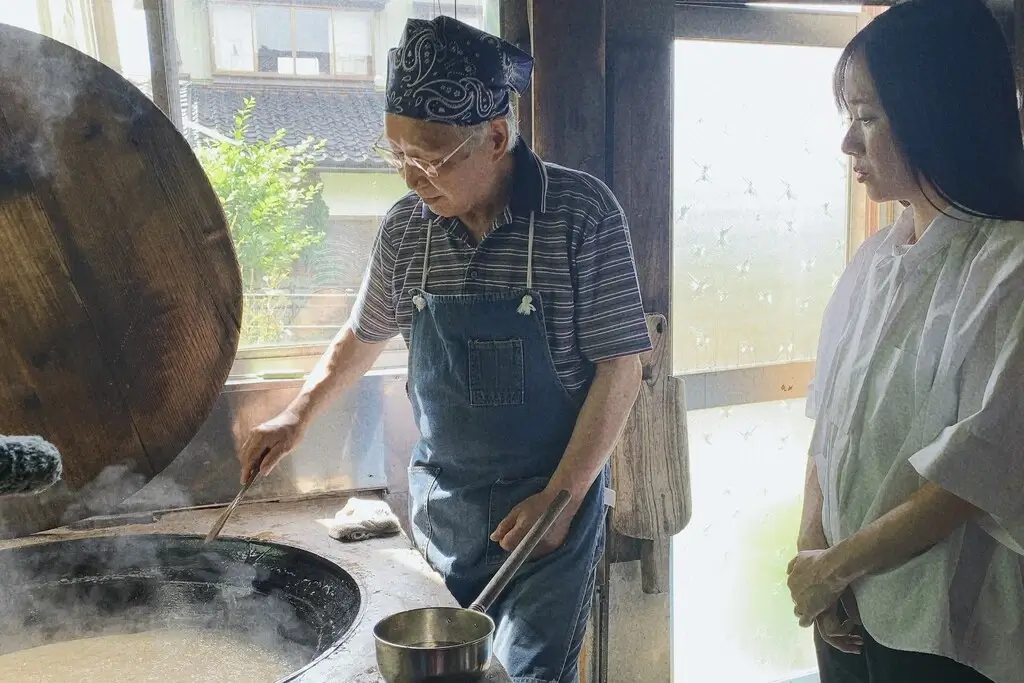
[406,213,608,683]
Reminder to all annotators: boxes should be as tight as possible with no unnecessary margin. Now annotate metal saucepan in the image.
[373,489,573,682]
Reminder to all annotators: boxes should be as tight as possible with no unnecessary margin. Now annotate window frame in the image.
[672,3,879,410]
[410,1,483,28]
[208,0,376,82]
[229,208,406,382]
[162,0,493,382]
[229,337,408,382]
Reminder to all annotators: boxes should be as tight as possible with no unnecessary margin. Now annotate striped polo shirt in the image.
[350,141,652,394]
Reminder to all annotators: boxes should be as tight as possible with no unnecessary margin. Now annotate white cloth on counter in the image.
[807,208,1024,683]
[326,497,401,542]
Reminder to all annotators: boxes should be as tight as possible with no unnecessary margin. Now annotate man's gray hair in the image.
[466,96,519,154]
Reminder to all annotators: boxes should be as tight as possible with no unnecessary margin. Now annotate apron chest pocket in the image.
[485,476,550,565]
[468,339,525,407]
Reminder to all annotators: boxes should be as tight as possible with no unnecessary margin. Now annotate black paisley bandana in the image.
[385,15,534,126]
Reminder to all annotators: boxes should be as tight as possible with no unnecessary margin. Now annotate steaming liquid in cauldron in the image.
[0,628,291,682]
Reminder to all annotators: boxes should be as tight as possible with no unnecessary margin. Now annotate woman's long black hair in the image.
[833,0,1024,220]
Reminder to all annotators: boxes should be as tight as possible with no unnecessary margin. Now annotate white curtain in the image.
[47,0,97,56]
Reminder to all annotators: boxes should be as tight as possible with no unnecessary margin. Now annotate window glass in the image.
[254,5,291,74]
[672,40,850,374]
[0,3,41,32]
[1,1,153,98]
[671,36,858,683]
[333,11,373,77]
[189,0,497,376]
[0,0,511,378]
[294,8,331,76]
[211,3,254,72]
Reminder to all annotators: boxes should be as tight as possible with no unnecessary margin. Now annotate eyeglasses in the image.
[372,133,474,179]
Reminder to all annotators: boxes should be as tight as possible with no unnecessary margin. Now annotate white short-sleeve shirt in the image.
[808,208,1024,682]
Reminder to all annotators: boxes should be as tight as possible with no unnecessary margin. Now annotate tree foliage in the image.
[196,98,328,345]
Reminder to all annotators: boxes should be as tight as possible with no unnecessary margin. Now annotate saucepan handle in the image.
[469,488,573,614]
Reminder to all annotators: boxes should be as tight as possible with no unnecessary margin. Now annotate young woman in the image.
[787,2,1024,682]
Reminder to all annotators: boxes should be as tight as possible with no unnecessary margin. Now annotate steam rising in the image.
[0,466,359,678]
[59,464,155,525]
[0,24,360,679]
[0,528,359,679]
[0,26,86,185]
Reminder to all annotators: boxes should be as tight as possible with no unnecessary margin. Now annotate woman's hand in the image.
[815,591,863,654]
[787,549,849,627]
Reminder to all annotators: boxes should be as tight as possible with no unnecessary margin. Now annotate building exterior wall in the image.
[321,171,406,217]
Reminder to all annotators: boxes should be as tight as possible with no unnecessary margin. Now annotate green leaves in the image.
[197,98,329,345]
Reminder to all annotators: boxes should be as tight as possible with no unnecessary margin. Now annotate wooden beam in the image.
[604,0,673,570]
[640,538,671,594]
[528,0,606,179]
[500,0,533,148]
[607,0,673,315]
[1016,0,1024,128]
[143,0,181,128]
[681,0,890,4]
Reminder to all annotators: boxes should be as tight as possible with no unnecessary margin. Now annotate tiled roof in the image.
[181,82,390,170]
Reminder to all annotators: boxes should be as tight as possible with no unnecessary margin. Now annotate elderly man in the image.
[239,16,650,683]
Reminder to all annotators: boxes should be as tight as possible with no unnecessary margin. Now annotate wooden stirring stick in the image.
[205,448,269,543]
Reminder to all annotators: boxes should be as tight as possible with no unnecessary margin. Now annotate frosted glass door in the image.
[670,6,864,683]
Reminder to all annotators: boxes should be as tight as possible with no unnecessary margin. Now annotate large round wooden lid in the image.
[0,24,242,537]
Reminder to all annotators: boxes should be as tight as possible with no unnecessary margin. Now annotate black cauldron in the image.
[0,534,361,681]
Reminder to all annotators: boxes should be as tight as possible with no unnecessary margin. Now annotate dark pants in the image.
[815,627,994,683]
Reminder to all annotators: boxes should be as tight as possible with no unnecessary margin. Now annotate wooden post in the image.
[605,0,676,574]
[500,0,533,148]
[603,10,676,680]
[606,0,673,315]
[528,0,606,179]
[1016,0,1024,128]
[143,0,181,128]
